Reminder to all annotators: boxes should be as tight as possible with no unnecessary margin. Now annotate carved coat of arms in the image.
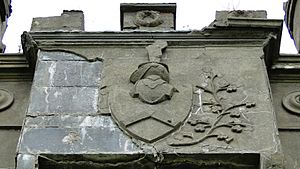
[106,40,254,145]
[108,41,191,143]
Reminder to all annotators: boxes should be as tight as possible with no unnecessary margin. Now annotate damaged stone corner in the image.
[30,10,85,32]
[261,153,285,169]
[211,10,268,27]
[207,10,283,70]
[16,154,38,169]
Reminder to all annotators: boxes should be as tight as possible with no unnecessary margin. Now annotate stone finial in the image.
[30,10,84,32]
[120,3,176,31]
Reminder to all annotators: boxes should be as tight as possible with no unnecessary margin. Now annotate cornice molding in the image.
[270,54,300,82]
[0,53,33,81]
[27,18,282,72]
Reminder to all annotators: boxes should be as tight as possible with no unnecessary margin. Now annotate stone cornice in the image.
[0,53,33,81]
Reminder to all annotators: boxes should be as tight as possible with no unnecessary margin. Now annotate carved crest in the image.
[109,41,191,143]
[107,41,255,145]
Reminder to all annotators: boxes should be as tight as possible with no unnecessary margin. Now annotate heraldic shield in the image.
[108,41,192,143]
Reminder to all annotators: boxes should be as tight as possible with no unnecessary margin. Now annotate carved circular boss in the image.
[134,10,164,27]
[282,91,300,115]
[0,89,14,111]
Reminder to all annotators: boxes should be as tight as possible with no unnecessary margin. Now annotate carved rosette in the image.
[0,89,14,111]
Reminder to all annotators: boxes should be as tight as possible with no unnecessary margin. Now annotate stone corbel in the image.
[21,31,38,69]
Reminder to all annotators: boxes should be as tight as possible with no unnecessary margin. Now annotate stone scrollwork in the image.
[134,10,164,27]
[282,91,300,115]
[0,89,14,111]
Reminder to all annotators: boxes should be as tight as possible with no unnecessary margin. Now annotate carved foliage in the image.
[169,67,255,146]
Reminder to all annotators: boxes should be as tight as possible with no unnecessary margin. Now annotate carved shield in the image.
[107,41,192,143]
[109,84,191,143]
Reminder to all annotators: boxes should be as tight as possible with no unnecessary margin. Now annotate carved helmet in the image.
[130,62,169,83]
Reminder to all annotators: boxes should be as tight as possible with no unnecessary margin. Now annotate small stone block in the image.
[27,87,99,115]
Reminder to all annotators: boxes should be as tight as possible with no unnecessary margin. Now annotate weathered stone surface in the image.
[26,50,102,116]
[22,45,281,168]
[27,86,99,115]
[212,10,269,28]
[16,154,37,169]
[105,45,280,153]
[0,82,31,126]
[19,114,143,168]
[279,131,300,169]
[0,129,20,168]
[38,154,153,169]
[120,3,176,31]
[19,127,139,154]
[270,57,300,168]
[20,46,281,168]
[39,51,86,61]
[31,10,84,31]
[216,10,267,20]
[17,7,284,168]
[38,153,259,169]
[25,115,118,128]
[34,61,102,87]
[271,82,300,128]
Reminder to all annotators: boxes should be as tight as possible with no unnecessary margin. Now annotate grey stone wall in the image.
[17,50,139,169]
